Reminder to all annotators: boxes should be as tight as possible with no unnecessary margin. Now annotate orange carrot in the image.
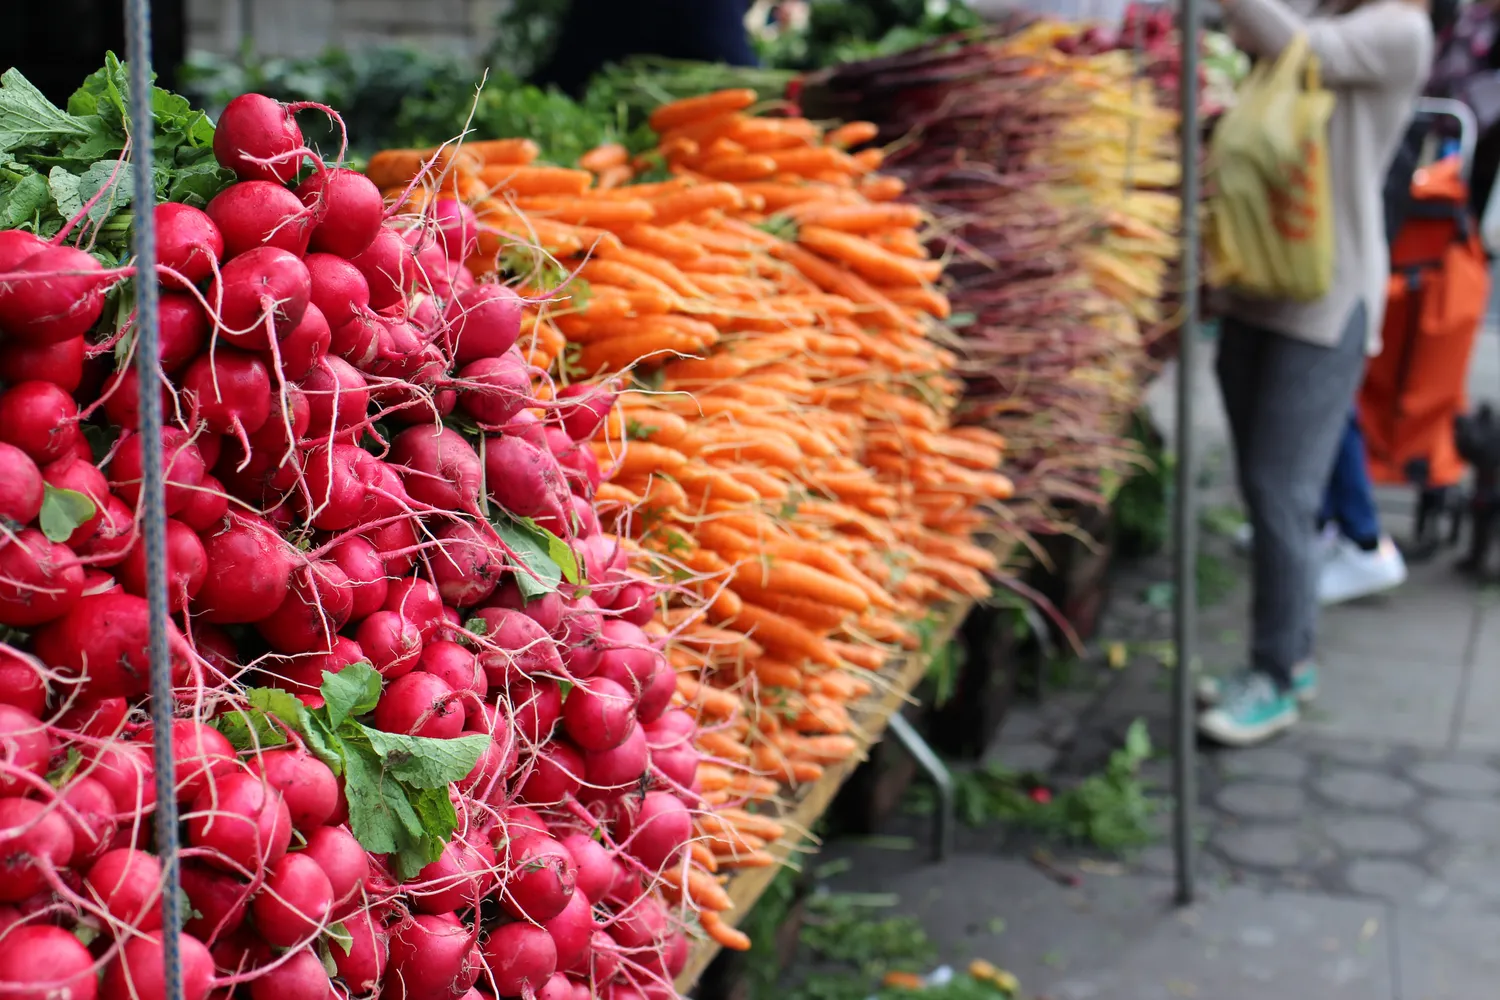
[798,226,942,287]
[479,164,592,197]
[648,183,746,225]
[826,121,880,148]
[617,224,705,262]
[515,195,655,227]
[579,142,629,172]
[649,88,759,133]
[464,138,540,165]
[700,911,751,952]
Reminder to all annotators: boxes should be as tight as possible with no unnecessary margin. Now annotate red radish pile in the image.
[0,92,703,1000]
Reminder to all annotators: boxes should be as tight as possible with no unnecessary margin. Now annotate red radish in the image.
[298,168,384,258]
[304,252,372,330]
[85,847,163,931]
[580,722,648,797]
[156,202,225,287]
[612,580,658,628]
[159,292,212,372]
[332,909,389,994]
[508,677,562,745]
[83,742,155,814]
[409,836,496,915]
[0,246,109,344]
[0,650,45,718]
[483,921,557,998]
[445,284,522,364]
[214,93,305,183]
[518,742,584,806]
[615,791,692,872]
[456,352,531,425]
[350,227,413,310]
[500,831,576,922]
[384,577,446,640]
[430,520,503,607]
[300,442,389,531]
[188,771,293,873]
[610,895,666,951]
[558,833,615,905]
[557,381,618,442]
[364,318,430,382]
[302,825,368,904]
[246,946,329,1000]
[207,180,314,258]
[0,230,45,271]
[484,435,569,525]
[58,697,129,740]
[0,924,99,1000]
[100,932,214,1000]
[167,719,237,803]
[257,559,354,653]
[181,349,274,437]
[470,607,563,686]
[536,973,574,1000]
[0,529,84,628]
[330,312,381,369]
[109,425,206,513]
[118,517,208,612]
[365,513,420,575]
[485,579,564,636]
[0,706,51,796]
[357,610,423,678]
[299,355,368,439]
[0,336,86,392]
[652,740,700,797]
[432,198,478,261]
[634,659,676,725]
[544,890,595,973]
[0,798,73,901]
[389,425,483,514]
[252,851,335,947]
[100,367,174,432]
[180,863,251,942]
[458,731,515,803]
[588,930,622,984]
[270,634,365,692]
[549,430,602,498]
[248,750,339,830]
[594,621,662,695]
[276,300,332,379]
[41,453,109,544]
[561,676,635,752]
[419,640,487,699]
[0,381,80,465]
[175,475,228,534]
[499,408,549,450]
[665,931,690,977]
[374,671,463,738]
[0,444,43,526]
[328,536,389,620]
[386,913,477,1000]
[192,515,293,623]
[210,246,312,349]
[500,804,549,838]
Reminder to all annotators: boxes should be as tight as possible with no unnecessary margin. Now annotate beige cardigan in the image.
[1220,0,1433,354]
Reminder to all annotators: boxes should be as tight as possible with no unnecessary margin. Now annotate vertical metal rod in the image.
[1172,0,1204,907]
[125,0,187,993]
[886,713,955,862]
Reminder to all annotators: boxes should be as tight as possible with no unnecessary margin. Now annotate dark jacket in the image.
[531,0,758,98]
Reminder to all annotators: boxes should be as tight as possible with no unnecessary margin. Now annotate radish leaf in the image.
[322,660,382,728]
[490,514,564,598]
[48,166,82,221]
[38,484,97,544]
[0,69,91,153]
[360,729,490,789]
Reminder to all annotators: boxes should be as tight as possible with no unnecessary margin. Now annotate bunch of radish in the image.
[0,91,705,1000]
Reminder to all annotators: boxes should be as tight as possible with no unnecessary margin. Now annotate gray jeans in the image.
[1215,303,1368,689]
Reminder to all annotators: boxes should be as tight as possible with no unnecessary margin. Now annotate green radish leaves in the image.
[489,514,580,599]
[229,662,488,879]
[0,69,92,153]
[38,485,97,544]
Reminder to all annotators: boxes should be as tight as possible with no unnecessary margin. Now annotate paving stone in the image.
[1344,858,1433,901]
[1215,826,1306,869]
[1394,906,1500,998]
[1301,650,1464,749]
[1323,816,1429,855]
[1217,746,1310,783]
[1312,740,1397,767]
[1422,798,1500,842]
[1215,782,1306,821]
[987,741,1058,774]
[1407,759,1500,796]
[1314,768,1418,810]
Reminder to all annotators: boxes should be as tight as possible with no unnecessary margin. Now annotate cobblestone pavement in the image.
[807,329,1500,999]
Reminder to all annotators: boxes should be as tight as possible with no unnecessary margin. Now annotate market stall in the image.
[0,1,1212,997]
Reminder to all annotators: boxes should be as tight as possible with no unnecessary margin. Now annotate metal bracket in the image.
[886,713,955,862]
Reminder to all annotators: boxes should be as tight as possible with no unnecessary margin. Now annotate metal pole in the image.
[1171,0,1203,907]
[125,0,187,992]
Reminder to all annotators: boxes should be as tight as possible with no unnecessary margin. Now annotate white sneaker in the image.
[1317,535,1408,606]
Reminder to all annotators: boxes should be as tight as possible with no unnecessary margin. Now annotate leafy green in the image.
[37,485,97,544]
[489,514,581,599]
[234,662,488,878]
[0,69,92,153]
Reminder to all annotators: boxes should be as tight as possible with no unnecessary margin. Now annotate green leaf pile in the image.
[0,53,234,265]
[216,662,488,878]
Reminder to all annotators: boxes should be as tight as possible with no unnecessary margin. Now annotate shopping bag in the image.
[1206,35,1336,302]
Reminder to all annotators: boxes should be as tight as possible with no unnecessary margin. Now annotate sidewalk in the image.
[806,327,1500,999]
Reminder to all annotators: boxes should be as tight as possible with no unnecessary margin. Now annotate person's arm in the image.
[1223,0,1432,87]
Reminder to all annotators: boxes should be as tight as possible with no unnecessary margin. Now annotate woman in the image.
[1201,0,1433,747]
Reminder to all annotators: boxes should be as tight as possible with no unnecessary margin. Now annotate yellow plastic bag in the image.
[1206,35,1336,302]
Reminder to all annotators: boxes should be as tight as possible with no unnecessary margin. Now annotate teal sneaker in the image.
[1197,661,1318,705]
[1198,671,1300,747]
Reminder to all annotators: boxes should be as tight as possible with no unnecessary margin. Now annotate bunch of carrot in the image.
[365,87,1014,954]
